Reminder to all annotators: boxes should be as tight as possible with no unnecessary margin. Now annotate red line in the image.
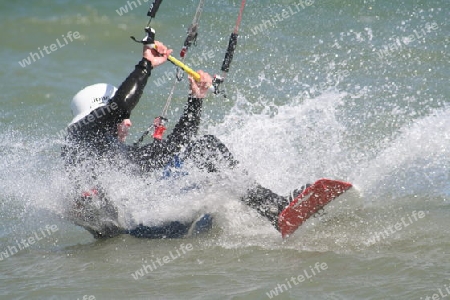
[233,0,246,34]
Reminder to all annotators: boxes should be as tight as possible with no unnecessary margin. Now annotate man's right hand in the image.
[189,70,213,98]
[144,41,173,68]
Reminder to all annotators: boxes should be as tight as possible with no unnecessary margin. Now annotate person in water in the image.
[62,42,299,239]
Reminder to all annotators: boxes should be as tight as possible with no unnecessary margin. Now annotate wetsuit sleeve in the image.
[68,58,153,135]
[109,58,153,121]
[165,96,203,149]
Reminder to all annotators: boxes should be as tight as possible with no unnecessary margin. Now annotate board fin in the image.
[278,178,352,238]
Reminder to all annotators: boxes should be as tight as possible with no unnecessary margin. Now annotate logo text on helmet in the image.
[92,96,109,103]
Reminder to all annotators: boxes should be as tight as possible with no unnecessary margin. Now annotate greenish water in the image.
[1,0,449,299]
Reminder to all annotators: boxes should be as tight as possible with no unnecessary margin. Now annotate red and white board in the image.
[278,178,352,238]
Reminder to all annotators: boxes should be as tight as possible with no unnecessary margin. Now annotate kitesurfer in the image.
[62,42,300,238]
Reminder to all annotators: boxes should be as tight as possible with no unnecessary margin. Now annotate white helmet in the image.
[70,83,117,125]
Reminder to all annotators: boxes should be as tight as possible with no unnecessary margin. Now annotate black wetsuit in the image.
[62,58,289,238]
[63,58,203,172]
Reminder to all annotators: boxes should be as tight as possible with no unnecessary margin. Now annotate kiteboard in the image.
[278,178,352,238]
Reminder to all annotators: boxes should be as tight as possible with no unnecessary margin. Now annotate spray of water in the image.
[0,92,448,251]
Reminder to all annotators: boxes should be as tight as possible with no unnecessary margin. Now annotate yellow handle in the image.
[167,55,201,82]
[151,44,201,82]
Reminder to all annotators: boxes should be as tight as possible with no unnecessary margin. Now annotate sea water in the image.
[0,0,449,299]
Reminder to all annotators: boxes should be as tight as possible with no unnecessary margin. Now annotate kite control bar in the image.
[132,26,224,95]
[131,0,228,144]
